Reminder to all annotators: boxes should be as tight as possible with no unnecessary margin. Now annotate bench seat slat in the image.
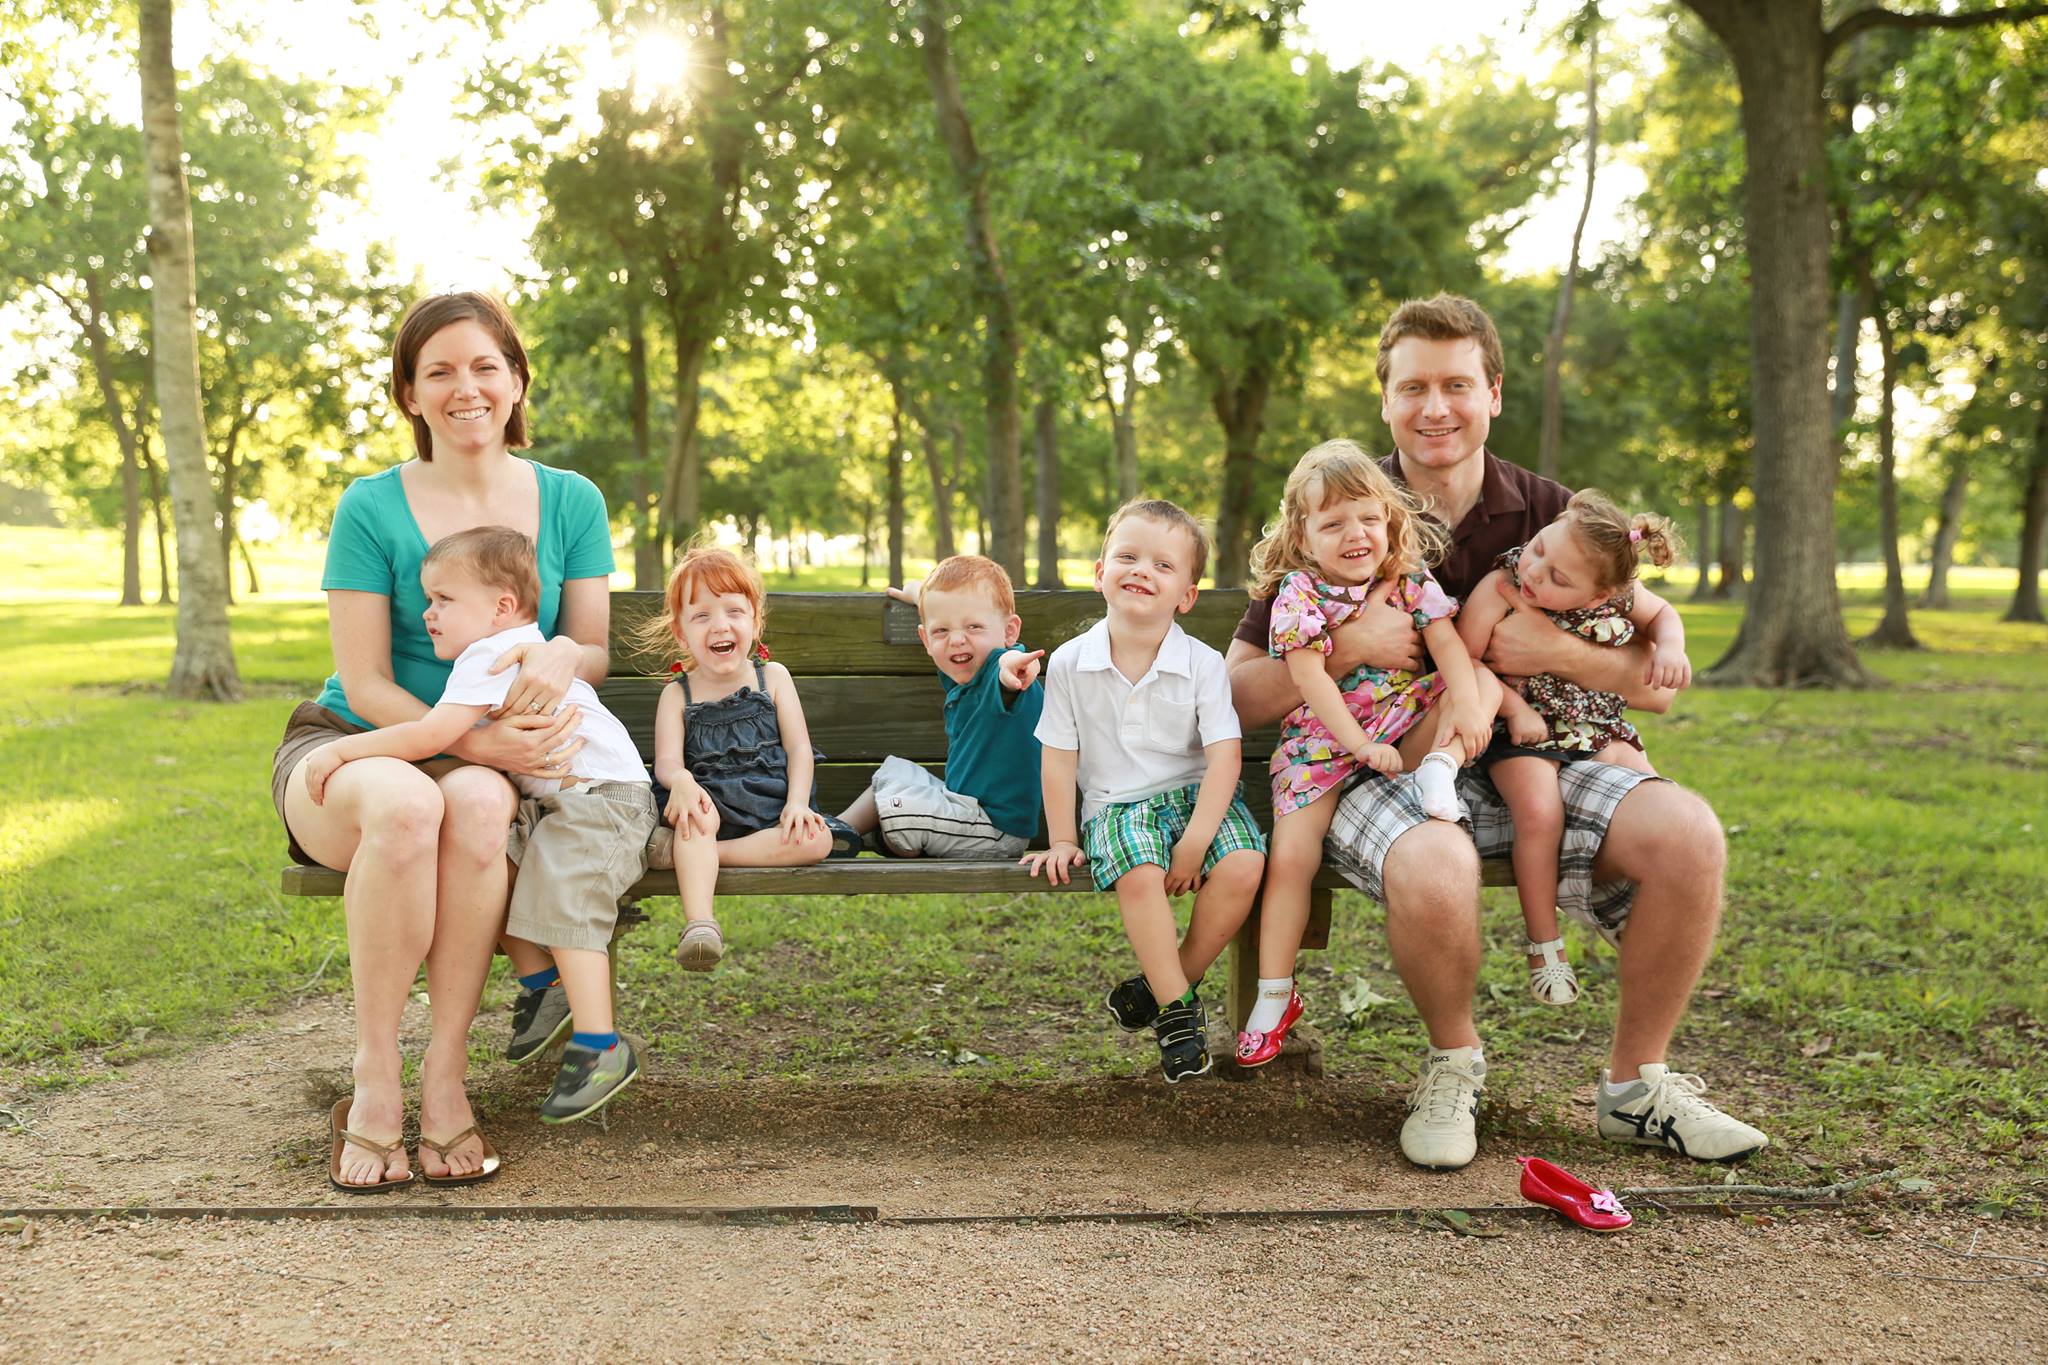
[280,859,1515,899]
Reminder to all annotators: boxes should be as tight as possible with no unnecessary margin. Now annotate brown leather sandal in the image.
[328,1097,413,1194]
[416,1123,502,1186]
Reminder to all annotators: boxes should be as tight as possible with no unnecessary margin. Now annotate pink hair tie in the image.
[1628,528,1643,544]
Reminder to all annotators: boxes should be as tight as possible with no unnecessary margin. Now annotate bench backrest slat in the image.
[602,589,1279,835]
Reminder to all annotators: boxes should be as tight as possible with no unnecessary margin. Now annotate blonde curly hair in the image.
[1248,440,1445,600]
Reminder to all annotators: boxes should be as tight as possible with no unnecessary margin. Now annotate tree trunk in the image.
[625,286,662,590]
[1538,12,1599,484]
[76,273,144,606]
[895,380,957,560]
[2006,411,2047,624]
[1209,367,1271,586]
[1862,310,1919,648]
[215,406,250,607]
[1100,315,1141,503]
[1829,282,1864,440]
[143,440,172,604]
[915,2,1025,579]
[1714,497,1747,599]
[1691,498,1715,601]
[1684,0,1871,686]
[236,532,260,596]
[660,335,710,558]
[1033,397,1061,588]
[139,0,241,700]
[887,390,906,587]
[1919,453,1968,610]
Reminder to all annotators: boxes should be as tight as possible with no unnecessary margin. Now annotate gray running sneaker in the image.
[540,1035,643,1124]
[506,980,571,1064]
[1597,1063,1769,1162]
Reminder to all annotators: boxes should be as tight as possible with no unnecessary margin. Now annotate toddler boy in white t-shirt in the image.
[305,526,654,1125]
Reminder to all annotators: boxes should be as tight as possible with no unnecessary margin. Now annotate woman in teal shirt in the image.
[270,292,616,1190]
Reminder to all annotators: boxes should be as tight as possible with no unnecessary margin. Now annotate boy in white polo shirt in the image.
[1025,499,1267,1082]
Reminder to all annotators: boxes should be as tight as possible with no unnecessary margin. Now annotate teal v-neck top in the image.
[311,460,614,728]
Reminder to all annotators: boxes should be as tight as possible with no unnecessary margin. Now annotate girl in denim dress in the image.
[639,547,854,971]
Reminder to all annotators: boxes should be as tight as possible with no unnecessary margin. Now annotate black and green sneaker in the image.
[540,1035,642,1123]
[1152,997,1212,1083]
[506,980,572,1064]
[1105,974,1159,1032]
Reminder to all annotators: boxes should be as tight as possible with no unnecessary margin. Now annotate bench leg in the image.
[1226,906,1260,1033]
[1228,888,1333,1032]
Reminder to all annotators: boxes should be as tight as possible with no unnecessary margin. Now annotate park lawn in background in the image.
[1,572,2043,1200]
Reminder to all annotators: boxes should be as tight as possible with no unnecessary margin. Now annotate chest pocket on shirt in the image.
[1140,694,1199,754]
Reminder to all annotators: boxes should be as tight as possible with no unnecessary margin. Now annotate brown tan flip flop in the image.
[328,1097,414,1194]
[416,1123,502,1186]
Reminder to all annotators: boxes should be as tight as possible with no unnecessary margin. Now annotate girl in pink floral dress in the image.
[1234,441,1502,1067]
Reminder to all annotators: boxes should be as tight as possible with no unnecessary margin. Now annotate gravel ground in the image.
[3,1211,2044,1361]
[5,997,2044,1360]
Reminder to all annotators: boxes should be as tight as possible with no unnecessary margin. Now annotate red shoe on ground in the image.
[1234,990,1305,1068]
[1517,1155,1632,1232]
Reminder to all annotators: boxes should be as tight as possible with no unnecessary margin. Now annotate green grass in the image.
[2,531,2044,1197]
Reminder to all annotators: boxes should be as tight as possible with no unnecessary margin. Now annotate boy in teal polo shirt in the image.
[837,555,1044,857]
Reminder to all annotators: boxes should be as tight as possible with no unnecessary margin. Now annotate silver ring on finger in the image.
[528,700,543,713]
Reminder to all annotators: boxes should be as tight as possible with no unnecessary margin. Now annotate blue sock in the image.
[571,1030,618,1052]
[519,966,560,992]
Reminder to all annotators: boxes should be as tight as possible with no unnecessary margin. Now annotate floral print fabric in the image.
[1267,569,1458,817]
[1496,544,1641,753]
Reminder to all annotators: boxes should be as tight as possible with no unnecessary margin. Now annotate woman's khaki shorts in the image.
[270,701,373,866]
[505,781,660,954]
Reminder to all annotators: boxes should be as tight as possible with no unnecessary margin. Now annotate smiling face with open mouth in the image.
[403,319,525,460]
[917,585,1020,686]
[679,586,762,679]
[1095,513,1200,627]
[1303,493,1389,590]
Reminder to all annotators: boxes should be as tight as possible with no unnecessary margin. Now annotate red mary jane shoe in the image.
[1517,1155,1632,1232]
[1234,990,1305,1068]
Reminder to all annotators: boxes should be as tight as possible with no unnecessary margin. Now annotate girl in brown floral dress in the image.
[1455,492,1691,1006]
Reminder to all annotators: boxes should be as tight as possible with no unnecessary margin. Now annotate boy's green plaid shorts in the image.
[1082,782,1267,889]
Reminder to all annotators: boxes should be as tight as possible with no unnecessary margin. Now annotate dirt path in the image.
[4,999,2043,1360]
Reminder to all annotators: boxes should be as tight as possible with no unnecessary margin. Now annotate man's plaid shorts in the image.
[1083,782,1268,890]
[1322,761,1661,938]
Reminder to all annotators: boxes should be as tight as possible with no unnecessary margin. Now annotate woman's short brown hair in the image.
[391,291,532,461]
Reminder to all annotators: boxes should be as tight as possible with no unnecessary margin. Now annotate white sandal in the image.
[676,916,725,971]
[1526,936,1580,1006]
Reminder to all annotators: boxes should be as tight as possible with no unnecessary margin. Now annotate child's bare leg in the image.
[1592,741,1657,775]
[672,823,719,927]
[554,946,613,1035]
[836,788,879,833]
[1490,755,1577,1005]
[1115,865,1190,1004]
[1181,848,1265,983]
[716,822,833,867]
[1257,796,1337,978]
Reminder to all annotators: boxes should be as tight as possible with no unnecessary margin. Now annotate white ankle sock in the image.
[1414,749,1464,821]
[1245,977,1294,1034]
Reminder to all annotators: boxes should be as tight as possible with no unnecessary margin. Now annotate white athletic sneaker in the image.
[1399,1046,1485,1170]
[1596,1063,1769,1162]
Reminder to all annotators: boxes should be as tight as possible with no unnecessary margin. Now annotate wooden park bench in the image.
[281,589,1510,1030]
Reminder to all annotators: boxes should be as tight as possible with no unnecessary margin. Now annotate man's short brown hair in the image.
[1103,497,1210,584]
[421,526,540,620]
[1374,293,1505,390]
[920,554,1017,617]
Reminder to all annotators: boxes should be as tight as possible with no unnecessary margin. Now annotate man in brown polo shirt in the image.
[1226,294,1767,1172]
